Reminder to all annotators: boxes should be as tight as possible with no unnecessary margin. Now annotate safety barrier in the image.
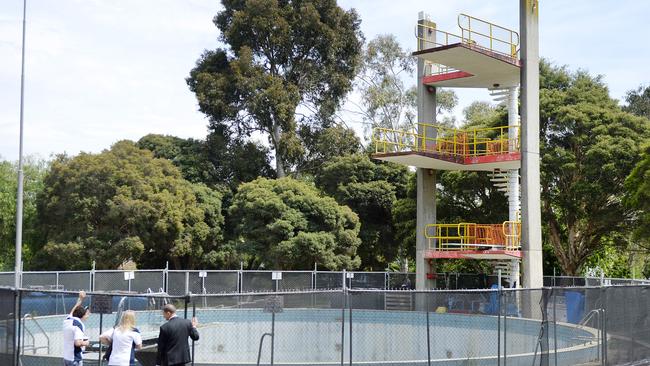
[425,221,522,251]
[6,285,650,366]
[416,13,519,59]
[373,123,520,157]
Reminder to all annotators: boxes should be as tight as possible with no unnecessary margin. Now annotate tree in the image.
[539,61,650,275]
[228,177,361,270]
[314,154,408,269]
[0,157,48,270]
[138,127,274,190]
[296,124,361,175]
[623,85,650,120]
[34,141,226,270]
[137,134,216,184]
[624,143,650,252]
[350,34,458,138]
[187,0,363,177]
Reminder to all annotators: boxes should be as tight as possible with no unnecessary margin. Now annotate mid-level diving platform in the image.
[372,123,520,171]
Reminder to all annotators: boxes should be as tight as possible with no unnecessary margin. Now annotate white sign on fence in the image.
[123,271,135,281]
[272,271,282,280]
[199,271,207,278]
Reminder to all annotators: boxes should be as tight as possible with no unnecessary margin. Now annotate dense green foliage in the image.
[624,143,650,251]
[33,142,226,270]
[228,177,361,270]
[623,85,650,120]
[187,0,363,177]
[315,154,408,269]
[0,157,47,270]
[296,125,362,175]
[539,61,650,275]
[138,128,274,189]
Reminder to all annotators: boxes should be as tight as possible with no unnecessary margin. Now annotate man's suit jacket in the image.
[156,316,200,366]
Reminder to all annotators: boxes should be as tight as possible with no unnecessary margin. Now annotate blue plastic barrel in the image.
[565,291,585,324]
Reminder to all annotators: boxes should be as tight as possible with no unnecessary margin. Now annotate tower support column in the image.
[520,0,543,288]
[415,12,437,290]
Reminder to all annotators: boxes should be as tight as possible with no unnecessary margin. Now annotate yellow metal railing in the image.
[373,124,520,158]
[503,220,521,249]
[415,13,519,79]
[425,221,522,251]
[458,13,519,58]
[416,14,519,59]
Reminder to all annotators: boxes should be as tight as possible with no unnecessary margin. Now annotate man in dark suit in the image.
[155,304,199,366]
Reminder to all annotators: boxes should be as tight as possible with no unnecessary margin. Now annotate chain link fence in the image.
[0,284,649,365]
[1,270,648,295]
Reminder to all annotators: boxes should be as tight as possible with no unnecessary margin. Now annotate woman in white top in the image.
[100,310,143,366]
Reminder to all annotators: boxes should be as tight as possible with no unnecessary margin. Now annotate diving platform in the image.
[415,13,520,89]
[374,150,520,171]
[424,221,522,260]
[372,123,520,171]
[424,249,522,260]
[415,43,520,88]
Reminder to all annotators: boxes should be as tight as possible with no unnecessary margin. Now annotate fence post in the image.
[185,271,190,296]
[91,261,96,291]
[504,289,507,366]
[601,286,608,364]
[498,285,502,366]
[163,262,169,293]
[426,292,431,366]
[15,289,22,366]
[385,272,389,290]
[540,288,550,366]
[553,289,558,366]
[340,288,345,366]
[348,289,352,366]
[238,262,243,293]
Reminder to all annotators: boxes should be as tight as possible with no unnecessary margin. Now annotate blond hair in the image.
[118,310,137,332]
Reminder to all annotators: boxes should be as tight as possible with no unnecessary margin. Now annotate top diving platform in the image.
[415,13,520,89]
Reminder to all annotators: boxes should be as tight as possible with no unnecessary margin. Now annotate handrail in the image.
[425,221,521,251]
[415,14,519,60]
[22,313,50,355]
[256,332,273,366]
[415,23,464,51]
[569,308,603,360]
[503,221,521,250]
[457,13,519,58]
[373,124,520,158]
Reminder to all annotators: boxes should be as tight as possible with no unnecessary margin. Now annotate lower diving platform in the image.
[424,221,521,260]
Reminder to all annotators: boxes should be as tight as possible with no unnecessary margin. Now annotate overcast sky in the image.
[1,0,649,161]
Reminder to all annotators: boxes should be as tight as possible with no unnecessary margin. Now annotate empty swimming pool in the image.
[20,306,599,366]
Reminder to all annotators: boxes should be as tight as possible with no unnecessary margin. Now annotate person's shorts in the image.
[63,360,82,366]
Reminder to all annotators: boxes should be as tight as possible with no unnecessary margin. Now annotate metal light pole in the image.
[15,0,27,290]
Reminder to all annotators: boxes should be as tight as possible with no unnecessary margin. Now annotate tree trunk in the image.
[272,124,286,178]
